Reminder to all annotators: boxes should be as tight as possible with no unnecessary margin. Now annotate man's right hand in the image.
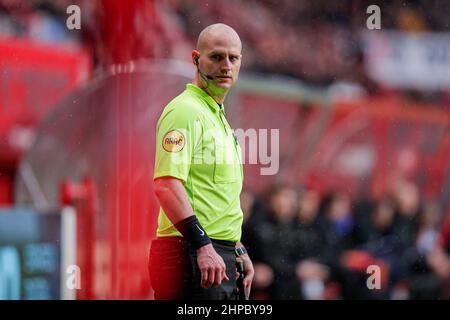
[197,244,229,288]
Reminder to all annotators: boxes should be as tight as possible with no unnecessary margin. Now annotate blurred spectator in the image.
[293,188,330,299]
[243,185,301,299]
[368,197,396,242]
[404,201,445,299]
[315,190,376,299]
[316,190,355,262]
[416,201,441,255]
[425,204,450,298]
[293,188,323,261]
[391,178,421,251]
[358,197,406,298]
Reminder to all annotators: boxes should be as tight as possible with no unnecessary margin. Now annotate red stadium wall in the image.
[0,37,91,205]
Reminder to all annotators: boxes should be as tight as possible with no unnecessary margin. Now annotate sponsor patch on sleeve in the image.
[162,130,185,152]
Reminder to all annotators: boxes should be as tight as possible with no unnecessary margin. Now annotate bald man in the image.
[150,24,254,300]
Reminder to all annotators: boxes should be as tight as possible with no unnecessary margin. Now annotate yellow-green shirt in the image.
[154,83,243,242]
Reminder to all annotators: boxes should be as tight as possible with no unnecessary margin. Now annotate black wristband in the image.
[174,215,212,249]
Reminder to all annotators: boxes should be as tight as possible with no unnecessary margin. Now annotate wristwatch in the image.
[234,246,248,257]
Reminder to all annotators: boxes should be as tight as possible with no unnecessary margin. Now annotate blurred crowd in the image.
[166,0,450,104]
[240,178,450,299]
[2,0,448,129]
[171,0,449,78]
[2,0,450,105]
[0,0,83,45]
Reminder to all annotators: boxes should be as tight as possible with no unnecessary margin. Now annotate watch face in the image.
[235,247,247,256]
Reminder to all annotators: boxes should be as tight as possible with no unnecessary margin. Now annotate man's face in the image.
[196,35,242,90]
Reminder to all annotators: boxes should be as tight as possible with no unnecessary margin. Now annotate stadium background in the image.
[0,0,449,299]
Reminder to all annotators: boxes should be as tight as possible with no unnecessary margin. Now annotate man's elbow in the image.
[154,178,169,199]
[154,177,180,199]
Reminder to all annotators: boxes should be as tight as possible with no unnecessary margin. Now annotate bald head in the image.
[196,23,242,53]
[192,23,242,98]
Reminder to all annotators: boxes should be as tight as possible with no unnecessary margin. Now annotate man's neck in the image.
[205,88,226,105]
[193,78,227,105]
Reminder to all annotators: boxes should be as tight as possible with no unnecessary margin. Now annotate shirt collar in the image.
[186,83,225,114]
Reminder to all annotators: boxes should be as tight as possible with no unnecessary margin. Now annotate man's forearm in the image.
[154,176,211,249]
[154,177,195,224]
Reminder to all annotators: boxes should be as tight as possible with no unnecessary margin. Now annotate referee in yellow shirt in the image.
[149,23,254,300]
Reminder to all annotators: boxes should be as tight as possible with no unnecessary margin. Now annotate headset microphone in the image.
[195,58,214,81]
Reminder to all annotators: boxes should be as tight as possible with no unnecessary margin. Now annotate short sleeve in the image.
[154,106,202,183]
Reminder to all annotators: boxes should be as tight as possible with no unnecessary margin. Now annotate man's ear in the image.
[192,50,200,66]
